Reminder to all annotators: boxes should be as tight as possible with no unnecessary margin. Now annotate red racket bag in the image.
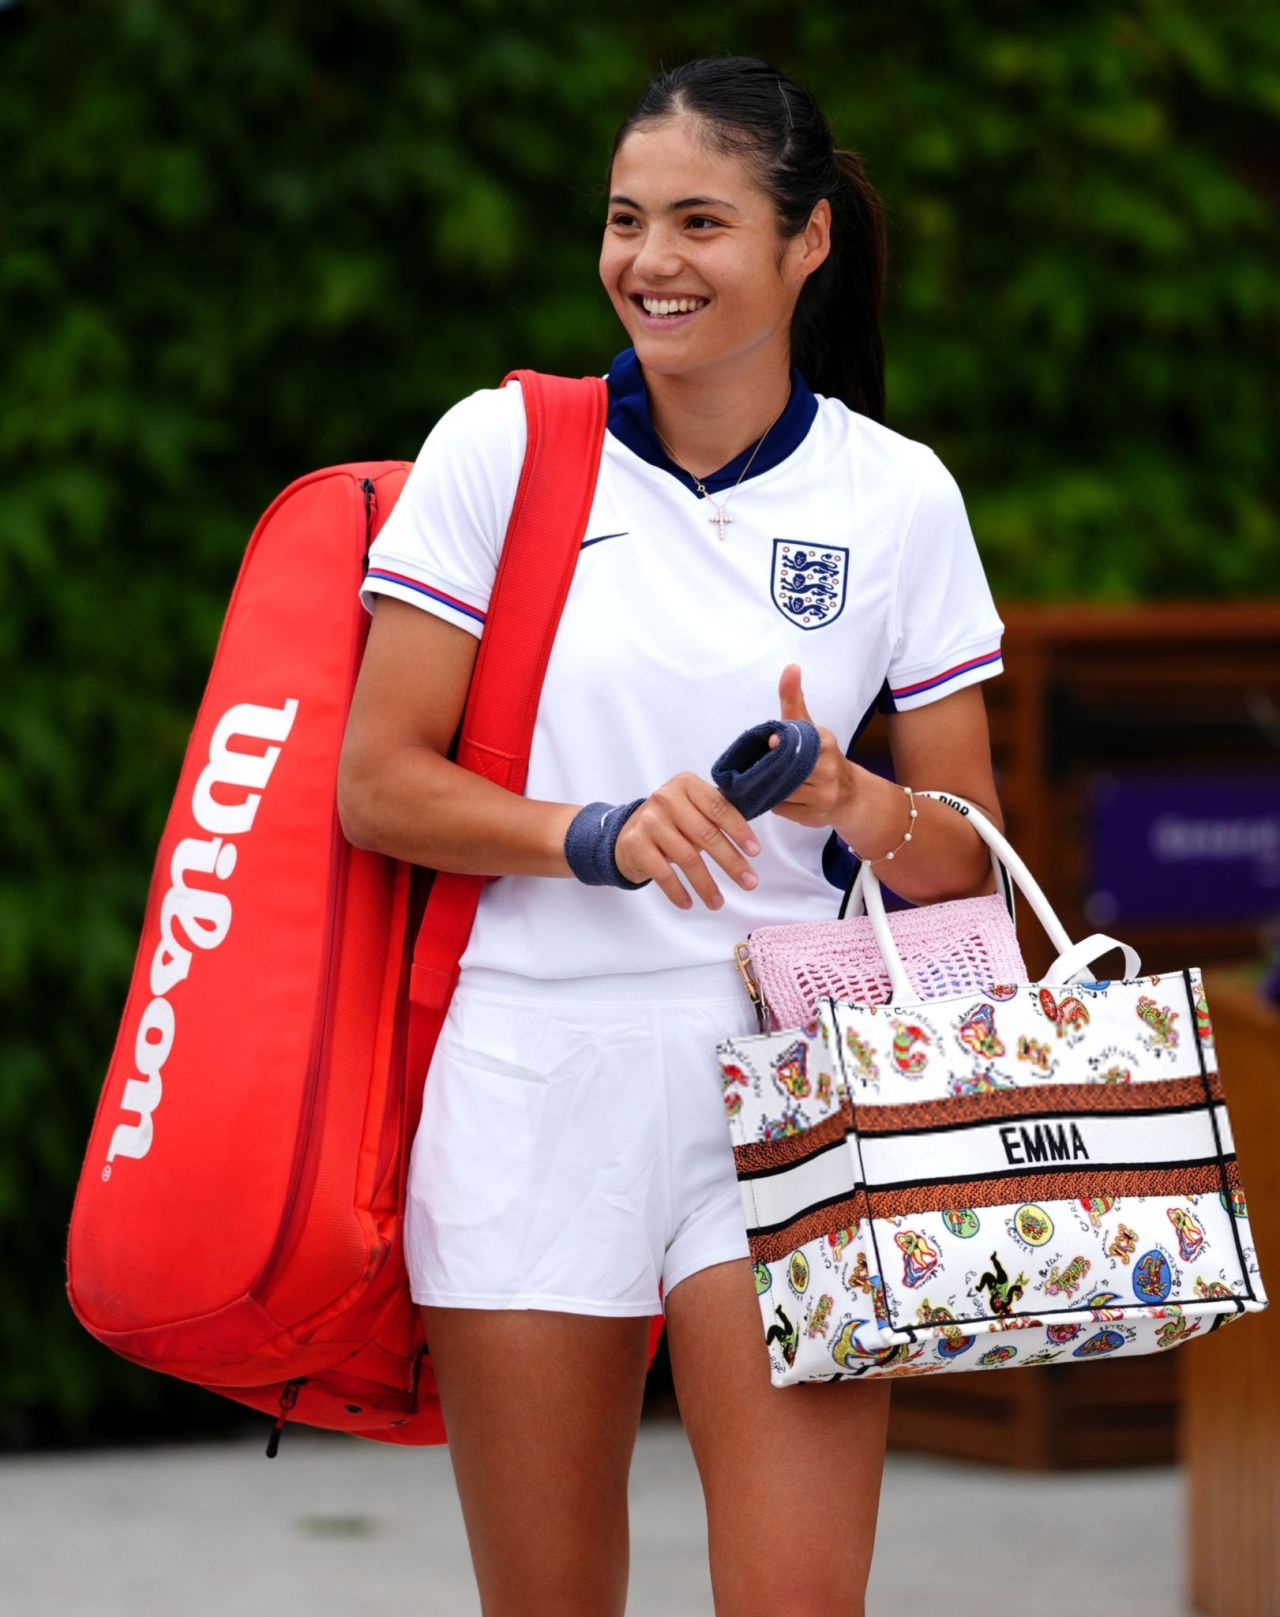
[67,371,667,1449]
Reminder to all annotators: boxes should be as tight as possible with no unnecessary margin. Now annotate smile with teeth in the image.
[635,294,710,318]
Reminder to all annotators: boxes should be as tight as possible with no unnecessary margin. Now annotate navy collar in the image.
[604,346,818,495]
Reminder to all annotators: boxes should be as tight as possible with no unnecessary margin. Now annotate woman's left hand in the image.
[767,663,858,828]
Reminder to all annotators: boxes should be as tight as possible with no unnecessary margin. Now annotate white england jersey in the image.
[360,347,1005,978]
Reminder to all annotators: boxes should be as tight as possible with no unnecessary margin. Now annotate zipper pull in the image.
[360,476,378,576]
[265,1378,305,1458]
[360,476,378,526]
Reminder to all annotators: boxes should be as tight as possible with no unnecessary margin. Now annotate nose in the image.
[629,222,686,284]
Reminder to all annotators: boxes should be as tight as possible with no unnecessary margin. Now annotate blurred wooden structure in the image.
[985,604,1280,980]
[1182,973,1278,1617]
[887,1354,1179,1471]
[876,603,1280,1469]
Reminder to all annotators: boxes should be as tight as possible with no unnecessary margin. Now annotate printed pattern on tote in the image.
[718,967,1266,1386]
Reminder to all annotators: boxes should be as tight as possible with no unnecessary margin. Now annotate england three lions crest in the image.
[771,541,849,630]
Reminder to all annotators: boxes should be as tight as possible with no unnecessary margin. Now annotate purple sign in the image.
[1088,774,1280,925]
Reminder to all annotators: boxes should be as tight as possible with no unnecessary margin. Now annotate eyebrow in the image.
[608,194,740,214]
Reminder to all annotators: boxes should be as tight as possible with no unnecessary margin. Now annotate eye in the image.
[608,212,638,229]
[685,216,723,231]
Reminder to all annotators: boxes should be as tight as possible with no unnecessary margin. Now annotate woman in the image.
[339,55,1006,1617]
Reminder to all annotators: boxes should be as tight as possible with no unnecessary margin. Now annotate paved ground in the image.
[0,1421,1193,1616]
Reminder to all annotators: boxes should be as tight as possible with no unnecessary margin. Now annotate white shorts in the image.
[405,960,759,1316]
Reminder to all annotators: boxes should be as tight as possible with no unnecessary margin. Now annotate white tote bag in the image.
[717,792,1267,1385]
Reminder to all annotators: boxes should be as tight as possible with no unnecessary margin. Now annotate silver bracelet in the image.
[855,785,918,866]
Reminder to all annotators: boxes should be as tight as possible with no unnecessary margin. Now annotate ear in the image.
[797,196,831,280]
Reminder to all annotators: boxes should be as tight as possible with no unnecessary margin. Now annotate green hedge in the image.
[2,0,1276,1441]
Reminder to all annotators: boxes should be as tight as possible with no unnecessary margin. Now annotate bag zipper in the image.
[254,825,350,1298]
[252,475,373,1301]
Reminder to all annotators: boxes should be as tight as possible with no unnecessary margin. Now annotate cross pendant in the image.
[708,507,733,541]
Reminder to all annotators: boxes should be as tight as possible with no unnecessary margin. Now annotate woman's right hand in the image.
[613,773,760,911]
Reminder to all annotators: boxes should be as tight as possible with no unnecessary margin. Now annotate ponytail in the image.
[791,149,887,423]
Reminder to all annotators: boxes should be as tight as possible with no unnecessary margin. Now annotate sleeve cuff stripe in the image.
[891,648,1003,699]
[364,569,487,625]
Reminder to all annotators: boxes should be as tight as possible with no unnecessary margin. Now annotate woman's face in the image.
[600,117,827,381]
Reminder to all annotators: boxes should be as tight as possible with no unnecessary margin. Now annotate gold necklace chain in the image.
[653,400,787,541]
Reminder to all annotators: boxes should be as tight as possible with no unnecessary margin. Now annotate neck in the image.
[643,342,794,482]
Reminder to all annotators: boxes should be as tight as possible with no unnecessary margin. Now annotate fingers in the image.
[616,774,760,911]
[777,662,812,723]
[680,777,760,883]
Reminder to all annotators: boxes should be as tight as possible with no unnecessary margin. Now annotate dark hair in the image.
[607,56,887,422]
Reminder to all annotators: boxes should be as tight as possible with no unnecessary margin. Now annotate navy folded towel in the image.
[711,720,821,820]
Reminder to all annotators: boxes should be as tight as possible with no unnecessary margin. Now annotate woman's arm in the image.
[337,597,581,876]
[833,684,1003,904]
[768,667,1004,906]
[337,597,760,910]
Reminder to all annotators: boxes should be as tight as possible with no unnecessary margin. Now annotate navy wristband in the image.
[564,799,652,890]
[711,720,821,820]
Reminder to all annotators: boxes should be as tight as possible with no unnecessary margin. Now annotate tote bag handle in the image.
[859,790,1142,1002]
[843,828,1016,926]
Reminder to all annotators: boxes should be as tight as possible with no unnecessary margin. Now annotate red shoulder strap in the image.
[407,370,608,1021]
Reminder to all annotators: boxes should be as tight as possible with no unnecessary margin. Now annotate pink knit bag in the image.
[737,794,1027,1030]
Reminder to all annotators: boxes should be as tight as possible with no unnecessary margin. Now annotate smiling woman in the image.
[338,52,1006,1617]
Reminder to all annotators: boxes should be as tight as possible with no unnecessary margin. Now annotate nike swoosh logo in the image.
[581,531,629,549]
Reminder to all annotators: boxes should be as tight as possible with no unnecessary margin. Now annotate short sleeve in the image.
[359,382,527,639]
[881,449,1005,712]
